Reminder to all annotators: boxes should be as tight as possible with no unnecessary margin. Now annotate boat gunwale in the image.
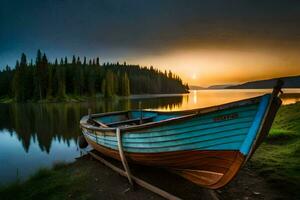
[80,95,265,132]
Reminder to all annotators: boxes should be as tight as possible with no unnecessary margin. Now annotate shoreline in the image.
[1,89,299,105]
[0,92,190,104]
[1,102,300,199]
[0,151,292,200]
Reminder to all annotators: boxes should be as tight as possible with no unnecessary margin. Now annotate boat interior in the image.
[92,111,180,128]
[87,95,265,129]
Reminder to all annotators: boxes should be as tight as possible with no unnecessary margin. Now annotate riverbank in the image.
[1,102,300,199]
[248,102,300,197]
[0,92,190,104]
[0,154,287,200]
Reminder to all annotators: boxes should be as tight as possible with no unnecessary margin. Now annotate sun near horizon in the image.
[129,48,300,87]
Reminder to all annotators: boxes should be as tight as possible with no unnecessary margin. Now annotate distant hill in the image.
[227,75,300,89]
[189,85,205,90]
[208,84,236,89]
[189,84,236,90]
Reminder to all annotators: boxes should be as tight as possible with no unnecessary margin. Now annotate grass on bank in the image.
[0,95,97,104]
[0,162,90,200]
[250,102,300,197]
[0,96,14,103]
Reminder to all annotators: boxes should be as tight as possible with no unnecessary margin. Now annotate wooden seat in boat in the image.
[106,116,155,127]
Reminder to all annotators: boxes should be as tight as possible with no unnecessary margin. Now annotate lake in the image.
[0,89,300,185]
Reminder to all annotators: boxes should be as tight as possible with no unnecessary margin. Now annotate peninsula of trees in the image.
[0,50,189,102]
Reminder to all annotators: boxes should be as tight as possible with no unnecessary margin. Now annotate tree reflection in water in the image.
[0,96,184,154]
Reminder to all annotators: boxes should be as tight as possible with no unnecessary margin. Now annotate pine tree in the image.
[12,60,21,101]
[19,53,27,101]
[72,55,76,65]
[102,71,116,97]
[121,73,130,96]
[40,53,49,99]
[0,65,13,97]
[57,62,66,98]
[34,50,43,100]
[77,56,81,65]
[52,59,59,96]
[47,65,53,98]
[87,69,96,96]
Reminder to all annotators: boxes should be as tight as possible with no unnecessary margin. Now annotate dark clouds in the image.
[1,0,300,67]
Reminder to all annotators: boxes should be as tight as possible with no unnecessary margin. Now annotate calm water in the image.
[0,89,299,185]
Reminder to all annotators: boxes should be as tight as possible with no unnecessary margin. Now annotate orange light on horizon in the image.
[128,48,300,87]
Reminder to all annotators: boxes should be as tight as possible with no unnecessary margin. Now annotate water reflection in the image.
[155,89,300,111]
[0,89,299,185]
[0,96,183,184]
[0,96,184,154]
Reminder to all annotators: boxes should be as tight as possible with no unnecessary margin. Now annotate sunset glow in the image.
[191,74,197,80]
[1,0,300,87]
[130,48,300,86]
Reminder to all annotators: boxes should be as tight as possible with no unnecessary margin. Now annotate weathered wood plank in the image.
[88,151,183,200]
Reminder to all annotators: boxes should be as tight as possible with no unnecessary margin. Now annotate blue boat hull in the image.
[80,92,282,189]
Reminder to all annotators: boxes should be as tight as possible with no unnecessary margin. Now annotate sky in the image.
[1,0,300,86]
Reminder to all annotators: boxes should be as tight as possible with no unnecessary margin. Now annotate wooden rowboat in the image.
[80,81,283,189]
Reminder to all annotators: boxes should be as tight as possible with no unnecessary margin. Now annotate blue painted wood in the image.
[93,123,252,144]
[84,95,270,154]
[124,106,258,138]
[91,122,251,144]
[84,132,245,152]
[93,113,255,141]
[97,112,160,124]
[123,112,257,139]
[95,115,124,124]
[86,126,249,147]
[130,111,170,121]
[240,94,270,155]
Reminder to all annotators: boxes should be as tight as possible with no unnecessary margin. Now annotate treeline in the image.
[0,50,189,102]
